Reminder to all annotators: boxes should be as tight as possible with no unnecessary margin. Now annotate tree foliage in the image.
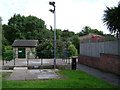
[3,14,48,44]
[77,26,103,37]
[103,2,120,33]
[3,14,105,58]
[68,42,78,57]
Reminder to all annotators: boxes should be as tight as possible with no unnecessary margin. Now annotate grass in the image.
[2,70,119,88]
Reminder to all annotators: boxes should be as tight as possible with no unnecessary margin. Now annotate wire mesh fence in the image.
[80,34,120,58]
[80,34,118,44]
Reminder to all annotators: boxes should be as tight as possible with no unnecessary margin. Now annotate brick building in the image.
[12,40,38,59]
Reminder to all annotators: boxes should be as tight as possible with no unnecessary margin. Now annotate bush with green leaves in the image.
[5,46,12,50]
[67,42,78,57]
[2,50,14,60]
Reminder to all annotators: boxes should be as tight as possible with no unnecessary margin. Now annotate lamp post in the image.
[49,1,56,69]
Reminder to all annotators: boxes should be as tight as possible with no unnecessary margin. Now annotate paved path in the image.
[77,63,120,87]
[7,67,59,80]
[8,67,27,80]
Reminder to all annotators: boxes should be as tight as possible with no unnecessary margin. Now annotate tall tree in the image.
[77,26,103,37]
[103,2,120,34]
[3,14,49,44]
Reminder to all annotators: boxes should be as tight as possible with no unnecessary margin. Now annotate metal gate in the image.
[18,48,26,58]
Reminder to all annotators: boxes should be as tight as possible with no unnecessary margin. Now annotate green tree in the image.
[3,14,50,44]
[0,17,3,53]
[56,29,62,40]
[103,2,120,33]
[36,39,54,58]
[3,14,26,44]
[68,44,78,57]
[77,26,103,37]
[61,30,75,41]
[67,41,78,57]
[72,35,80,54]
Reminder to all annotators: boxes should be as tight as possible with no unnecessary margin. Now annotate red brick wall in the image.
[78,55,99,68]
[78,54,120,75]
[99,53,120,75]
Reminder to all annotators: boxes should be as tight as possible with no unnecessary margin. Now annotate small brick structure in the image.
[12,40,38,59]
[78,54,120,75]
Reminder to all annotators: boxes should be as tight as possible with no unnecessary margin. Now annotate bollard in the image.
[72,57,77,70]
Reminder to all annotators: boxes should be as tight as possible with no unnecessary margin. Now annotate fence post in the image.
[68,57,70,64]
[41,56,42,65]
[27,52,29,66]
[14,57,15,65]
[6,57,7,64]
[3,59,4,65]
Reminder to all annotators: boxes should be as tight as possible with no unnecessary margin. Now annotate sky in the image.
[0,0,119,34]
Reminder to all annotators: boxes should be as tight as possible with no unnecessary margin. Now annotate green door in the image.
[18,48,26,58]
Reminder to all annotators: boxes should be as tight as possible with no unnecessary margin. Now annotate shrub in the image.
[2,50,14,60]
[5,46,12,50]
[68,44,78,57]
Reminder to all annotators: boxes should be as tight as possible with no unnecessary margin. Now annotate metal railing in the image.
[2,50,73,66]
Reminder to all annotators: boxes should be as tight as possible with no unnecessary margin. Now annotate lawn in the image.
[2,70,119,88]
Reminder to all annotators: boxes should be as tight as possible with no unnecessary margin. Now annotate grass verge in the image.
[2,70,119,88]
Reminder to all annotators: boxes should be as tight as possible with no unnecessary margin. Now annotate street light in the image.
[49,1,56,70]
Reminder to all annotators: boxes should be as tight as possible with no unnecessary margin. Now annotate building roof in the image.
[79,33,102,40]
[12,40,38,47]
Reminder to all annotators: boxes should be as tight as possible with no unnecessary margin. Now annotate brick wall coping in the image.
[100,53,120,57]
[79,54,100,60]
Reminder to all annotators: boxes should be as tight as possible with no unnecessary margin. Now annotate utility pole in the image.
[49,1,56,69]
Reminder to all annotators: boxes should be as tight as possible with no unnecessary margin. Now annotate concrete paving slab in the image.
[8,70,27,80]
[8,67,28,80]
[8,69,60,80]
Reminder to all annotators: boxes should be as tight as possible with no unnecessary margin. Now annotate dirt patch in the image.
[2,72,12,80]
[56,70,68,80]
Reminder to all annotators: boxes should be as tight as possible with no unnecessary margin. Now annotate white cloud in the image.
[0,0,119,34]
